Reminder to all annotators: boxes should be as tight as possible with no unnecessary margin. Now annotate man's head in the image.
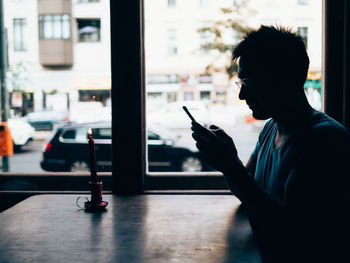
[233,25,310,120]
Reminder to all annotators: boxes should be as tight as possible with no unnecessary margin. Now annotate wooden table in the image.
[0,195,261,263]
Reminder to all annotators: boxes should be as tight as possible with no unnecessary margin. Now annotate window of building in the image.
[167,29,178,55]
[77,18,101,42]
[298,27,308,49]
[168,0,176,8]
[200,91,210,101]
[184,91,194,101]
[13,18,27,51]
[39,14,70,39]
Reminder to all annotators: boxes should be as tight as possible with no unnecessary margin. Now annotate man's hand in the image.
[191,122,244,174]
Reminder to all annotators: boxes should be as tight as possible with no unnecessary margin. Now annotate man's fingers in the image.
[191,121,216,140]
[192,132,211,143]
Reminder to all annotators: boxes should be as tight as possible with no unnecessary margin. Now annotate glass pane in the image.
[1,0,111,177]
[43,15,53,38]
[53,15,62,38]
[145,0,322,173]
[62,14,70,39]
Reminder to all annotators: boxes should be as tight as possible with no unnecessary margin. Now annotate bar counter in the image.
[0,194,261,263]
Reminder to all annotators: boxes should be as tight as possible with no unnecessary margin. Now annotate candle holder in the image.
[84,133,108,212]
[84,181,108,212]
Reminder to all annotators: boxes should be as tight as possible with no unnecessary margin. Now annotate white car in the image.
[7,118,35,151]
[147,101,210,129]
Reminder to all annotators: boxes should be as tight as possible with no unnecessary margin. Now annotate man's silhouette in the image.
[191,25,350,262]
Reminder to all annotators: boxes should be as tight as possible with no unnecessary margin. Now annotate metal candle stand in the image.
[84,181,108,212]
[84,135,108,212]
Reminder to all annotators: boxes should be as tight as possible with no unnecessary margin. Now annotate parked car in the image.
[7,118,35,151]
[40,122,213,172]
[23,110,69,131]
[147,101,210,129]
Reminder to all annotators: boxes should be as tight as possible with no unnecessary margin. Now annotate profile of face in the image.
[237,58,273,120]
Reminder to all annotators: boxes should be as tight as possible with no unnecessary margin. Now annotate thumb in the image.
[209,126,230,140]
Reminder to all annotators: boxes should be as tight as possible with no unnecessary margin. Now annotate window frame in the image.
[0,0,348,196]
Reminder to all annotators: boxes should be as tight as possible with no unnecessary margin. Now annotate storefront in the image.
[71,78,111,106]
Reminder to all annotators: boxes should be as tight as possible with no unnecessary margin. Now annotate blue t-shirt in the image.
[250,111,350,204]
[247,111,350,261]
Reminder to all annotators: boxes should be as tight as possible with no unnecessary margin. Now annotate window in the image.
[77,18,101,42]
[200,91,210,101]
[1,1,341,195]
[144,0,322,183]
[298,27,308,49]
[168,0,176,8]
[39,14,70,39]
[13,18,27,51]
[167,29,178,55]
[184,91,194,101]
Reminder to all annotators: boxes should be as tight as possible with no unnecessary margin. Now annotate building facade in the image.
[3,0,322,116]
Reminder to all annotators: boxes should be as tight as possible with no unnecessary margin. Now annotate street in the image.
[5,120,262,173]
[8,140,45,173]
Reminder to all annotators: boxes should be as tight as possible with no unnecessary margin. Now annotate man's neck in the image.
[273,100,315,136]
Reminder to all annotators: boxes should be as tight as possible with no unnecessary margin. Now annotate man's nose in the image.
[238,87,246,100]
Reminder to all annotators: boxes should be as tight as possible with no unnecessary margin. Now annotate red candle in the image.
[88,135,97,181]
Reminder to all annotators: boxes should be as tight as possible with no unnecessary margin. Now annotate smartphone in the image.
[182,106,196,122]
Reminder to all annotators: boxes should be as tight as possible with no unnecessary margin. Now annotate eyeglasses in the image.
[235,78,249,90]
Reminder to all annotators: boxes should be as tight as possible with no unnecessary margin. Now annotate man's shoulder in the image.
[310,111,349,138]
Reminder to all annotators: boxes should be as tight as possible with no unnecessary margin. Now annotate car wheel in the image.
[70,160,89,172]
[179,155,203,172]
[13,144,21,152]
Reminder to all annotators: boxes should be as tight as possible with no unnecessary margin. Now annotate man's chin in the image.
[252,111,270,120]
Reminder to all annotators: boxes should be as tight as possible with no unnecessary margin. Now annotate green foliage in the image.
[198,0,255,79]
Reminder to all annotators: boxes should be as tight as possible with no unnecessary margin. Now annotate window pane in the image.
[53,15,62,38]
[43,15,53,38]
[145,0,322,173]
[14,18,27,51]
[1,0,111,178]
[77,18,101,42]
[62,14,70,39]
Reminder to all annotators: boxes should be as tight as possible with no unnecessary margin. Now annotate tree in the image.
[7,61,29,91]
[197,0,255,79]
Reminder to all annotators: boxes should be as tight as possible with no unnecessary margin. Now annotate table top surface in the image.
[0,194,261,263]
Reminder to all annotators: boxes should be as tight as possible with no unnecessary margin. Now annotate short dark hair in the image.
[233,25,309,89]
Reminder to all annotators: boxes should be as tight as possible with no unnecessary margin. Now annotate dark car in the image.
[23,110,69,131]
[40,122,212,172]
